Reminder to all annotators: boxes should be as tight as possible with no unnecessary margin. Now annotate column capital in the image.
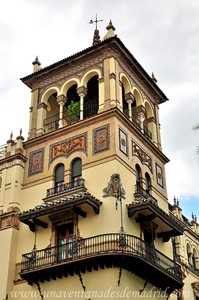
[125,92,135,103]
[57,94,66,105]
[135,105,146,115]
[77,86,87,97]
[37,102,48,110]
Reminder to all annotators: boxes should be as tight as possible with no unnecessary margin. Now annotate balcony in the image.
[43,107,152,142]
[134,184,158,205]
[19,233,182,293]
[17,191,102,232]
[44,111,80,133]
[130,115,152,141]
[127,185,185,242]
[45,178,86,200]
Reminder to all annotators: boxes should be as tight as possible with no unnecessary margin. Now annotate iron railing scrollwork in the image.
[21,233,181,281]
[134,184,158,205]
[46,178,85,198]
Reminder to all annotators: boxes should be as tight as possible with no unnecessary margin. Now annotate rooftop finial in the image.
[32,56,41,66]
[32,56,41,72]
[89,14,103,46]
[106,20,115,31]
[89,14,103,30]
[10,132,13,140]
[103,19,116,41]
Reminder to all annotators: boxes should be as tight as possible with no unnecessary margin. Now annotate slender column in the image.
[57,95,66,128]
[77,86,87,121]
[127,100,132,121]
[138,112,145,133]
[135,105,146,133]
[125,92,135,122]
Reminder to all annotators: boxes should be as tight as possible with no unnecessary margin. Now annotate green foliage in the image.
[67,100,80,117]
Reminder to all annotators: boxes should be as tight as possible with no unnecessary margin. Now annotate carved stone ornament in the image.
[103,173,125,199]
[192,282,199,299]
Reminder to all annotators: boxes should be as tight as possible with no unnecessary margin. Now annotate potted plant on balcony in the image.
[66,100,80,124]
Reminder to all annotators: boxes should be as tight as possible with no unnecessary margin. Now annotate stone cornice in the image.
[0,153,27,171]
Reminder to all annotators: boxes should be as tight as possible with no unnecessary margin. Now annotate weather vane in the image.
[89,14,103,30]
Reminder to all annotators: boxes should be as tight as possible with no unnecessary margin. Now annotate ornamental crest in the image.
[103,173,125,199]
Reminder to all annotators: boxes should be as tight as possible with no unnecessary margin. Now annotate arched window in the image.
[84,76,98,118]
[135,164,141,192]
[54,164,64,192]
[122,84,128,117]
[193,248,197,270]
[65,84,80,121]
[72,158,82,187]
[145,173,151,193]
[187,244,192,266]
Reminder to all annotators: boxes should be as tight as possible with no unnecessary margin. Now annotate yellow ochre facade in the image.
[0,22,198,300]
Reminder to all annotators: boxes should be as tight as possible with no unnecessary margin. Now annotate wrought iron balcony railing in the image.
[134,184,158,205]
[46,178,85,198]
[131,115,152,141]
[20,233,182,292]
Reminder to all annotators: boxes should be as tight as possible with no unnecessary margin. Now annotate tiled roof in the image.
[17,191,102,217]
[20,36,168,104]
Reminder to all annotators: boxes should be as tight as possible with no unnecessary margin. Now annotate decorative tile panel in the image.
[29,148,44,176]
[132,140,152,171]
[119,128,128,156]
[156,163,164,187]
[93,125,110,154]
[49,133,87,164]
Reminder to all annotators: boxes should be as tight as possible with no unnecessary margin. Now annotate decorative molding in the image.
[132,141,152,172]
[37,102,48,109]
[145,116,156,124]
[156,162,164,187]
[0,208,20,230]
[28,148,44,176]
[0,156,27,172]
[98,77,104,84]
[93,125,110,154]
[109,73,116,80]
[49,133,87,163]
[103,173,125,199]
[119,128,128,156]
[35,52,105,93]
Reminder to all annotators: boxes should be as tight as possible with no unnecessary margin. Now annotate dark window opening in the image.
[72,158,82,187]
[57,223,73,261]
[122,84,129,117]
[65,84,80,120]
[136,164,141,187]
[65,84,80,108]
[145,173,151,193]
[55,164,64,192]
[84,76,98,118]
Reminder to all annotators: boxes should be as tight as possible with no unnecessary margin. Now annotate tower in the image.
[0,21,187,299]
